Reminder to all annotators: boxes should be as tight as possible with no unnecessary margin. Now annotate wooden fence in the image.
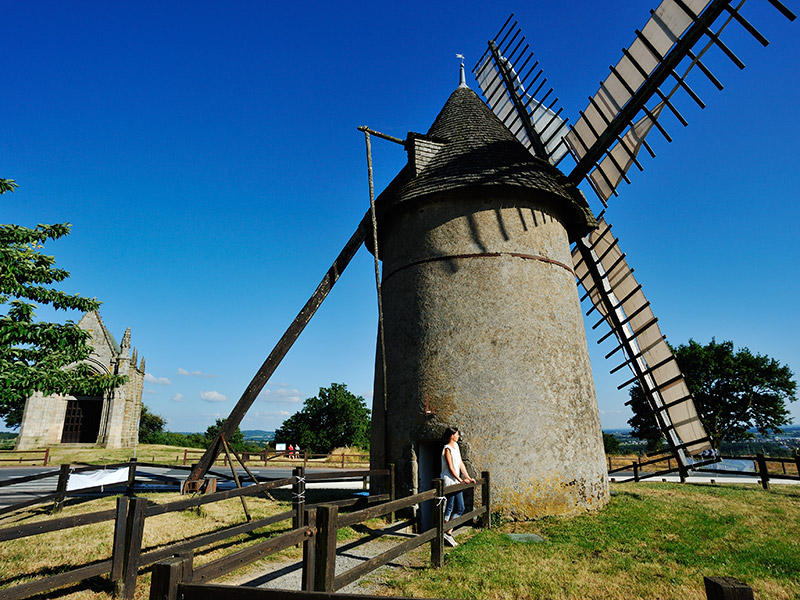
[182,449,369,469]
[608,453,800,487]
[0,464,391,600]
[149,472,491,599]
[0,448,49,466]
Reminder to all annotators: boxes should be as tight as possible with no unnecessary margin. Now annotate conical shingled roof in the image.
[375,86,597,241]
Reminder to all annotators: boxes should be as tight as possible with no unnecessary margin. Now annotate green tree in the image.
[205,418,247,451]
[629,339,796,450]
[627,385,666,453]
[275,383,370,453]
[138,404,167,444]
[0,180,125,427]
[602,432,620,455]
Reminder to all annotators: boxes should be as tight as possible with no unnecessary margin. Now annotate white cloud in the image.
[249,409,293,419]
[200,390,227,402]
[144,373,171,385]
[258,386,302,403]
[178,368,216,378]
[172,393,183,403]
[144,388,156,395]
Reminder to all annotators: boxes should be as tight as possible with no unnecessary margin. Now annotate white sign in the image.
[66,467,129,491]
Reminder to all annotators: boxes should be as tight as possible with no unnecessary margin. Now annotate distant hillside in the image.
[242,430,275,443]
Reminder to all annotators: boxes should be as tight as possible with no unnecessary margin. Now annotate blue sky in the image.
[2,1,798,434]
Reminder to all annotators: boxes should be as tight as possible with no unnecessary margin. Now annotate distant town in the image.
[605,425,800,457]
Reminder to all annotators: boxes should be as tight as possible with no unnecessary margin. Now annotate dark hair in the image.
[442,427,459,443]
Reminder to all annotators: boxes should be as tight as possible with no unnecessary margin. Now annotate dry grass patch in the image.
[0,491,295,600]
[41,445,193,466]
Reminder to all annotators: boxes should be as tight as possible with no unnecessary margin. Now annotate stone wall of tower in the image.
[372,191,609,519]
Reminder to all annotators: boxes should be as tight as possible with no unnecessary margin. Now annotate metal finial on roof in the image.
[456,53,467,88]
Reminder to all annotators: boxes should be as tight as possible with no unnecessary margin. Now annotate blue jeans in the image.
[444,491,464,522]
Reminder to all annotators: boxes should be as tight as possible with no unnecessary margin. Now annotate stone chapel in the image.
[15,311,145,449]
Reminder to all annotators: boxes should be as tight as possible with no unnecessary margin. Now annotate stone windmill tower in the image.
[189,1,794,520]
[371,0,794,518]
[368,69,608,519]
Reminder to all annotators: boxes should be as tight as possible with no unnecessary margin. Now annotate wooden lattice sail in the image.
[474,0,795,466]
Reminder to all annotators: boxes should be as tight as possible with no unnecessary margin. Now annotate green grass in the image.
[375,483,800,600]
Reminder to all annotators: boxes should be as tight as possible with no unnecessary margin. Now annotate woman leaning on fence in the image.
[441,426,474,547]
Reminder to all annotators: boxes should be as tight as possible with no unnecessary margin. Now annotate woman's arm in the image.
[459,462,475,483]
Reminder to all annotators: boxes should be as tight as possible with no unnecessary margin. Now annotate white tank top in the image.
[441,442,462,485]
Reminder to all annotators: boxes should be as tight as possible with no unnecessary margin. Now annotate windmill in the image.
[187,0,795,519]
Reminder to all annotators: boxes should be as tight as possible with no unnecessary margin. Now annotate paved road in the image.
[0,465,366,510]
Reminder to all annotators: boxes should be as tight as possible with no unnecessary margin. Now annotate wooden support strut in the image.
[188,212,371,483]
[221,436,250,521]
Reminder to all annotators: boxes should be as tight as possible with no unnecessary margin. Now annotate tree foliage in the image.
[626,385,666,453]
[275,383,370,454]
[629,339,797,450]
[205,418,247,452]
[602,432,621,455]
[0,180,125,427]
[138,404,167,444]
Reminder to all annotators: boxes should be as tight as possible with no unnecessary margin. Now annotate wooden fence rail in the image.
[146,471,490,599]
[608,452,800,487]
[0,464,393,600]
[0,448,49,465]
[182,449,370,469]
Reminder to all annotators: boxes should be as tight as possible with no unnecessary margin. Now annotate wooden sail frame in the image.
[473,0,795,466]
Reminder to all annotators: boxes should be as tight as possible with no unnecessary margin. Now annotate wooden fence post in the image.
[302,507,316,592]
[149,555,193,600]
[704,576,754,599]
[116,497,147,600]
[678,460,688,484]
[43,448,50,466]
[126,458,137,497]
[431,478,444,568]
[292,466,305,532]
[314,504,338,593]
[794,451,800,478]
[756,454,770,490]
[111,496,129,586]
[386,463,396,524]
[632,462,639,482]
[52,463,71,514]
[481,470,491,529]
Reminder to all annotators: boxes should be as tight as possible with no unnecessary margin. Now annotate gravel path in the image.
[229,520,446,595]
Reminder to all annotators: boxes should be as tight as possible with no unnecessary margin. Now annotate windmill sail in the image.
[566,0,797,203]
[476,53,570,163]
[474,19,571,165]
[572,220,711,458]
[473,2,795,461]
[585,102,665,203]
